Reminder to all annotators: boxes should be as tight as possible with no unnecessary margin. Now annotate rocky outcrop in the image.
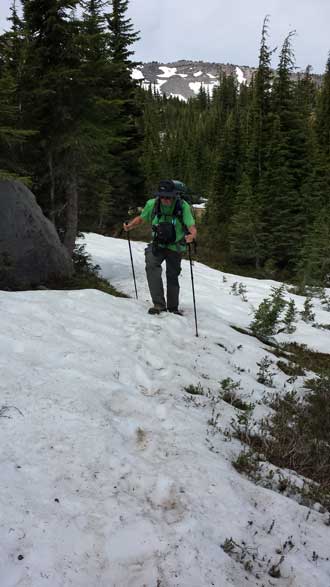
[0,180,73,290]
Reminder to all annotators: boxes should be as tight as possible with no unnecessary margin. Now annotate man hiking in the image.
[123,179,197,315]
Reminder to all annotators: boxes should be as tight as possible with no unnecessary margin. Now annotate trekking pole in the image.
[188,243,198,337]
[125,224,138,299]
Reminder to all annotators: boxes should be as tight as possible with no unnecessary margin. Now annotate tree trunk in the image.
[48,150,56,225]
[63,172,78,257]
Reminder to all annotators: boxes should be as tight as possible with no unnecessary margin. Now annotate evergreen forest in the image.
[1,5,330,285]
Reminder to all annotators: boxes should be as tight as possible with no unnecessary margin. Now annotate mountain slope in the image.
[0,232,329,587]
[133,60,323,101]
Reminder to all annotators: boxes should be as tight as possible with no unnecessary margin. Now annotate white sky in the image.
[127,0,329,73]
[1,231,330,585]
[0,0,329,73]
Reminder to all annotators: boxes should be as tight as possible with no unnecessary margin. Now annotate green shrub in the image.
[232,450,259,476]
[183,382,205,395]
[251,376,330,499]
[300,296,315,323]
[49,243,127,297]
[251,285,286,337]
[219,378,252,410]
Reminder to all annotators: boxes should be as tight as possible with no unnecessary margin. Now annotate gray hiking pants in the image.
[145,243,182,310]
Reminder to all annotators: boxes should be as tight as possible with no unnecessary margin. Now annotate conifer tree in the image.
[261,32,309,269]
[0,66,27,179]
[141,89,162,193]
[229,173,264,268]
[77,0,128,231]
[0,1,33,180]
[20,0,83,253]
[248,15,274,185]
[300,205,330,285]
[316,53,330,159]
[297,66,325,246]
[105,0,144,225]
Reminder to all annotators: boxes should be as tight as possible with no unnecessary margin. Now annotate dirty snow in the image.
[1,232,330,587]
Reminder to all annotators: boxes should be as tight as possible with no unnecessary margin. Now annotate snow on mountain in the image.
[133,60,322,101]
[133,60,255,100]
[1,232,330,586]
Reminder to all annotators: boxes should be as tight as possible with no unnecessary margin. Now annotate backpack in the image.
[151,180,194,247]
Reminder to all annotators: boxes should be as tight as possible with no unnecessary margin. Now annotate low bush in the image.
[48,243,127,297]
[240,375,330,507]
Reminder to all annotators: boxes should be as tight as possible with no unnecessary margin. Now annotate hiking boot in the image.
[167,308,184,316]
[148,305,167,315]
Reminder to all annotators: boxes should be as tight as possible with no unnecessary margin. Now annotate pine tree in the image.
[0,66,28,180]
[141,88,162,193]
[20,0,83,253]
[300,296,315,323]
[261,32,309,269]
[248,15,274,185]
[105,0,144,226]
[0,2,33,180]
[300,205,330,285]
[229,173,264,268]
[77,0,129,231]
[316,53,330,159]
[283,299,297,333]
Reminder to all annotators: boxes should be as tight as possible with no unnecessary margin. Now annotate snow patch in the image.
[189,81,203,94]
[169,93,187,102]
[158,66,177,78]
[132,68,144,80]
[189,81,219,96]
[236,66,247,85]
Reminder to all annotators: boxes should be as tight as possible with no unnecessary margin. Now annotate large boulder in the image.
[0,180,73,290]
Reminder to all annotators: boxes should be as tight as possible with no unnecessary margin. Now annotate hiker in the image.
[123,180,197,315]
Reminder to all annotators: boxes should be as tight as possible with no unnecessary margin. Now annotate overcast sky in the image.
[1,0,329,73]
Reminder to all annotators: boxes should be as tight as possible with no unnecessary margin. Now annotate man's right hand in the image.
[123,216,143,232]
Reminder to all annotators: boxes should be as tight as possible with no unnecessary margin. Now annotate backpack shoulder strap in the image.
[151,197,161,221]
[173,197,189,234]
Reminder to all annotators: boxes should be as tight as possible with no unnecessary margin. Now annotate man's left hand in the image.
[185,234,195,244]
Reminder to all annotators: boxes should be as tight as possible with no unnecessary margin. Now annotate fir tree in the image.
[300,296,315,323]
[316,53,330,159]
[105,0,144,226]
[261,33,308,268]
[229,173,264,268]
[77,0,128,231]
[20,0,83,253]
[248,15,274,184]
[300,205,330,285]
[0,2,34,180]
[283,299,297,333]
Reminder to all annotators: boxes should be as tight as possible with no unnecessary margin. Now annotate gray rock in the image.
[0,180,73,290]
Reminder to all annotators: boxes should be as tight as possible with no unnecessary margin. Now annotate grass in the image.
[49,271,127,297]
[232,450,259,476]
[231,374,330,509]
[219,378,253,411]
[183,382,205,395]
[46,243,128,298]
[276,360,305,377]
[230,324,330,378]
[268,342,330,380]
